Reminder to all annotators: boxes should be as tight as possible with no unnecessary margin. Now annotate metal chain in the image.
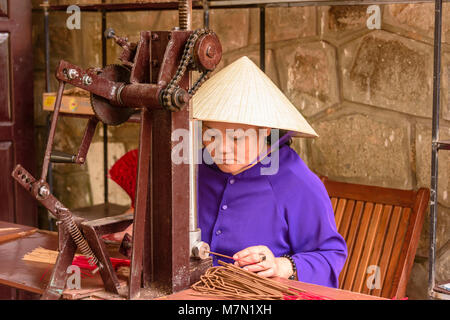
[161,28,214,111]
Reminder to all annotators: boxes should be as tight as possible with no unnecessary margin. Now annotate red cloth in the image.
[108,149,138,208]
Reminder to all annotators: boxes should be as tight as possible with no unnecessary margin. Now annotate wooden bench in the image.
[320,177,429,299]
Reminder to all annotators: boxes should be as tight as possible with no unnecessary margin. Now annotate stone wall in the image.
[31,1,450,299]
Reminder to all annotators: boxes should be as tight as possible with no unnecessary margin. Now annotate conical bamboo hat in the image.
[192,56,318,138]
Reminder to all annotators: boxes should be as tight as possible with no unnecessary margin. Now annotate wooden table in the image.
[158,279,386,300]
[0,222,126,300]
[0,222,386,300]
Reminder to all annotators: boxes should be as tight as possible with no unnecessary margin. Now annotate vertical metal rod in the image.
[44,1,51,92]
[429,0,442,299]
[101,3,109,204]
[260,6,265,72]
[44,0,54,230]
[41,81,65,182]
[203,0,210,28]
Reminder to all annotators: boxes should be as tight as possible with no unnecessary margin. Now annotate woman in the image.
[193,56,347,288]
[198,124,347,287]
[107,56,347,288]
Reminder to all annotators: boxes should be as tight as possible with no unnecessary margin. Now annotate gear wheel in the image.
[90,64,135,126]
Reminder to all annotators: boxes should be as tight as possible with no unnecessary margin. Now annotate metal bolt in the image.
[82,75,93,86]
[206,46,215,58]
[192,241,210,260]
[104,28,116,39]
[38,186,50,198]
[67,69,79,80]
[151,33,159,41]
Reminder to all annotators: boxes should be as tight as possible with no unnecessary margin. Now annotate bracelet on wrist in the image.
[281,254,297,280]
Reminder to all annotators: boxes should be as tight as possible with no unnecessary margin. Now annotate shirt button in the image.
[229,179,235,185]
[221,204,228,210]
[216,229,222,235]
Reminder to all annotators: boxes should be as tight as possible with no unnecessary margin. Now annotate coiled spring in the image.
[58,206,102,273]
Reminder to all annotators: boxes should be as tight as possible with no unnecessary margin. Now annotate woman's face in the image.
[202,121,271,174]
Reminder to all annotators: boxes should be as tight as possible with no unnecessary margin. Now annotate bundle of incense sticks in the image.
[190,260,332,300]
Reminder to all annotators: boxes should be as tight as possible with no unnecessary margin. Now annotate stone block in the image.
[415,123,450,207]
[208,9,249,53]
[319,5,372,44]
[264,6,316,43]
[275,41,339,117]
[383,3,450,44]
[437,244,450,283]
[309,108,413,189]
[405,260,429,300]
[340,30,433,118]
[416,205,450,259]
[444,59,450,122]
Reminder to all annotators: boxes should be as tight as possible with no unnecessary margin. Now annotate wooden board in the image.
[0,221,37,244]
[43,92,94,116]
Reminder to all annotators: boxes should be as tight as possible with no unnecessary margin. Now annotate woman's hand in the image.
[233,245,295,279]
[102,223,133,242]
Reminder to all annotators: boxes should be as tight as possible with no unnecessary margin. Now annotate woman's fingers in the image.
[233,246,269,266]
[235,252,266,267]
[256,268,275,278]
[242,260,270,272]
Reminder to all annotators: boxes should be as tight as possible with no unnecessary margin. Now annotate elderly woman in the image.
[107,56,347,288]
[193,56,347,288]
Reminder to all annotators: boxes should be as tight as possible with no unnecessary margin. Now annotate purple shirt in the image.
[198,144,348,288]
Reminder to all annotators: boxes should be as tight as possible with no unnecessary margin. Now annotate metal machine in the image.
[11,1,222,300]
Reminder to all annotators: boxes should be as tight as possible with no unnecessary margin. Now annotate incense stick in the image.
[205,250,234,260]
[206,250,266,265]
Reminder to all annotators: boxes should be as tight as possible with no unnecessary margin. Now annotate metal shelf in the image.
[39,1,203,12]
[34,0,450,12]
[431,284,450,300]
[437,140,450,150]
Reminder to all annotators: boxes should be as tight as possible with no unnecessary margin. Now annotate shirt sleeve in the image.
[283,172,348,288]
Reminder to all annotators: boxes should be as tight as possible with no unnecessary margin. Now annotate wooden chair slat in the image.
[362,205,393,295]
[381,207,411,298]
[342,202,374,291]
[337,199,355,240]
[338,200,365,287]
[330,197,338,213]
[334,199,347,230]
[351,203,384,293]
[371,206,403,297]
